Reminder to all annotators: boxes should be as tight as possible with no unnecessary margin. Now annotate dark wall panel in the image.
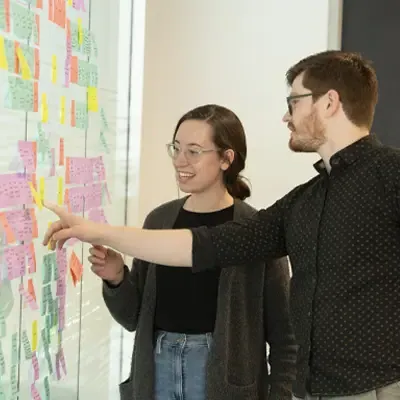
[341,0,400,147]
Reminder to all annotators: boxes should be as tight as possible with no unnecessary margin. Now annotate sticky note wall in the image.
[0,0,118,397]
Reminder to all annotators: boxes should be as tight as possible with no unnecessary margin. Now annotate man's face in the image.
[282,73,327,153]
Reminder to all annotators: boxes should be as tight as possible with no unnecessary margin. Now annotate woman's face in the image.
[171,119,230,194]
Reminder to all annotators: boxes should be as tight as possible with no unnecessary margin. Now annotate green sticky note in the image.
[44,376,50,400]
[91,32,98,58]
[22,330,32,360]
[89,63,98,87]
[18,43,34,76]
[100,131,110,154]
[78,60,89,87]
[11,333,18,366]
[37,123,52,166]
[100,108,109,131]
[12,2,34,40]
[75,101,88,129]
[83,29,91,56]
[70,22,80,52]
[10,364,17,395]
[0,0,6,31]
[0,313,5,338]
[4,38,15,73]
[0,341,5,376]
[41,283,51,316]
[6,76,35,112]
[42,253,56,284]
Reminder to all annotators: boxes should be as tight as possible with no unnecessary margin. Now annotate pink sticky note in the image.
[92,156,106,181]
[58,348,67,374]
[58,298,65,330]
[64,36,71,87]
[84,183,102,211]
[4,209,37,243]
[56,248,67,275]
[5,244,26,281]
[66,186,85,213]
[18,283,38,311]
[18,141,36,173]
[0,173,34,207]
[56,277,66,296]
[30,383,41,399]
[32,352,39,381]
[88,207,108,224]
[73,0,86,11]
[55,353,61,380]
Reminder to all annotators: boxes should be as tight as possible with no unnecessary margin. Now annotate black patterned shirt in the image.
[190,135,400,398]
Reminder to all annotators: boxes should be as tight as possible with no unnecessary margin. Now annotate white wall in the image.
[128,0,343,226]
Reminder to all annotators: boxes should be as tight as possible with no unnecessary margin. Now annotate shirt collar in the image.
[313,134,382,174]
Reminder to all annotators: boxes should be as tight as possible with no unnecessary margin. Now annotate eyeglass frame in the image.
[166,142,219,163]
[286,93,314,116]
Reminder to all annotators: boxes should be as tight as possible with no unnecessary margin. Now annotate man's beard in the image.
[288,110,326,153]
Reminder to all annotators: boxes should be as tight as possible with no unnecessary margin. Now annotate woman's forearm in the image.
[98,225,194,267]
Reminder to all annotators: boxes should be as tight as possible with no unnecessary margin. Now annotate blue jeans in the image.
[154,330,212,400]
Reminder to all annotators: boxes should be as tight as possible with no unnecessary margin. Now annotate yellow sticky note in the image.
[39,177,45,204]
[51,54,57,84]
[60,96,66,124]
[28,182,42,210]
[57,176,63,205]
[67,0,72,5]
[41,93,49,123]
[0,36,8,70]
[77,18,83,44]
[87,87,98,112]
[32,320,38,352]
[16,47,32,80]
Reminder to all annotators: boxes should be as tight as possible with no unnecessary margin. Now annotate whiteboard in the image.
[0,0,128,398]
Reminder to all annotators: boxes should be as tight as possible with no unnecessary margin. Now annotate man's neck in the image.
[318,129,370,172]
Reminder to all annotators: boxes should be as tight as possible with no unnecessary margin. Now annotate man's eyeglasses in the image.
[286,93,313,115]
[166,143,217,163]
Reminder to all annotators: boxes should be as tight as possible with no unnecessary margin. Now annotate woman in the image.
[49,105,297,399]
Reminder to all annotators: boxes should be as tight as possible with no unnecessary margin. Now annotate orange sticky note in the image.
[0,212,16,244]
[48,0,54,21]
[70,56,78,83]
[34,48,40,79]
[54,0,66,28]
[27,279,36,302]
[69,251,83,286]
[33,81,39,112]
[14,41,20,74]
[36,0,43,8]
[70,100,76,126]
[35,15,40,45]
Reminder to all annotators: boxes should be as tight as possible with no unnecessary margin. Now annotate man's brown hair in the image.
[286,50,378,129]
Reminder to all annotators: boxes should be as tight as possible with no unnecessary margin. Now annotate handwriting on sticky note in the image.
[18,140,37,173]
[5,244,26,280]
[11,3,34,40]
[44,376,50,400]
[87,86,98,112]
[31,320,38,352]
[31,383,41,399]
[65,156,106,184]
[11,332,18,365]
[56,248,67,276]
[31,352,39,381]
[69,251,83,286]
[19,282,38,311]
[88,207,108,224]
[0,208,38,244]
[0,173,34,207]
[22,329,32,360]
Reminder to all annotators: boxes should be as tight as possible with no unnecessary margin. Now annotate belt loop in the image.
[206,333,212,350]
[155,332,166,354]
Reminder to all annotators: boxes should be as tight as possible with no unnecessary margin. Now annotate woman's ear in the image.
[221,149,234,171]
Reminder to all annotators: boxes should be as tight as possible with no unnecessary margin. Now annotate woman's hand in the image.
[88,245,125,285]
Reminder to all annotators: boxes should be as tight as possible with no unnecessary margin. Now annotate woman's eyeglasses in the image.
[166,143,217,163]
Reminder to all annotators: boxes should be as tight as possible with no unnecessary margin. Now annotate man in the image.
[44,50,400,400]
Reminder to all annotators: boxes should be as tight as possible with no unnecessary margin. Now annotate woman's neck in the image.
[183,189,233,213]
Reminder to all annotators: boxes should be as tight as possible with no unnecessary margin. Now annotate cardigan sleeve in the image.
[102,213,154,332]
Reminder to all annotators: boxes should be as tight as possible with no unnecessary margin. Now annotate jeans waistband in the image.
[154,330,212,354]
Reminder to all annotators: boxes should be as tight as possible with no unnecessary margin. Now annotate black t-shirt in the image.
[154,204,234,333]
